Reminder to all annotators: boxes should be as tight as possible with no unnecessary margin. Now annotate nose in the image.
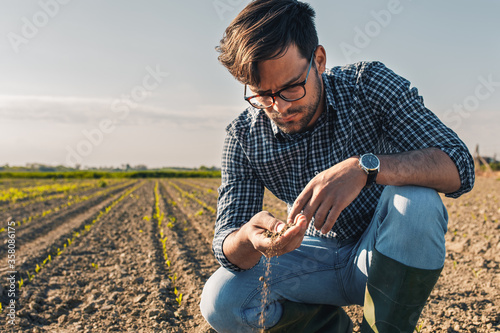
[272,96,292,114]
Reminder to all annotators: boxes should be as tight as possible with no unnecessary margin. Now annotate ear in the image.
[314,45,327,74]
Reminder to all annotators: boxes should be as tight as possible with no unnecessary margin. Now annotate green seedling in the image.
[176,293,183,306]
[91,263,99,270]
[18,278,24,290]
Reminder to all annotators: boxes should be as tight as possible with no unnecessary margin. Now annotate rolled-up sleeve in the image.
[361,62,475,198]
[213,131,264,271]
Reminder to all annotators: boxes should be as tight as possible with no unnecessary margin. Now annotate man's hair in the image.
[216,0,318,87]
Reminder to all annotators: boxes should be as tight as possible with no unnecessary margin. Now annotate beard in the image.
[268,71,323,135]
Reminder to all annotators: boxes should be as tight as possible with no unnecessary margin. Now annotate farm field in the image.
[0,177,499,332]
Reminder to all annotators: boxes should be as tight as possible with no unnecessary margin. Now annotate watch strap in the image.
[366,170,377,188]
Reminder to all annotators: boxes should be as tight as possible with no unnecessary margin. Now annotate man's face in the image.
[248,44,325,134]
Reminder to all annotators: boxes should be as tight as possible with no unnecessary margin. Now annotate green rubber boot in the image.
[361,249,443,333]
[265,300,353,333]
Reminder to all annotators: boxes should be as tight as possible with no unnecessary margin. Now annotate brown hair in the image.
[216,0,318,87]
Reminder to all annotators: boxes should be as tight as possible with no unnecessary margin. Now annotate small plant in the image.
[176,293,183,306]
[143,216,151,221]
[139,229,143,233]
[35,264,41,273]
[18,278,24,290]
[415,321,424,332]
[195,210,203,216]
[91,263,99,270]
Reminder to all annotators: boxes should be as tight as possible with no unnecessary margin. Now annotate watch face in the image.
[362,154,380,170]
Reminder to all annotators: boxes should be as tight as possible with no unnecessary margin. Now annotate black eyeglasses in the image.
[244,50,315,109]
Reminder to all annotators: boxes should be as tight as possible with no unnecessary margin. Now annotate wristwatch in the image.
[359,153,380,188]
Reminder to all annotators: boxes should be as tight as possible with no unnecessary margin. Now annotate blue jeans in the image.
[200,186,448,332]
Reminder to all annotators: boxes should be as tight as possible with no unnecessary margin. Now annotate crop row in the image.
[168,181,216,215]
[0,179,121,213]
[0,180,135,233]
[16,181,143,291]
[174,179,217,194]
[0,179,110,204]
[153,181,183,307]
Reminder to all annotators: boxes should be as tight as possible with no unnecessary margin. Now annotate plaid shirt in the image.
[214,61,475,271]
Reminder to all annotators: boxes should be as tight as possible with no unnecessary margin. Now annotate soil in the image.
[0,176,498,332]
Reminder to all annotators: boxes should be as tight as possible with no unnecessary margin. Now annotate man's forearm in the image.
[376,148,461,193]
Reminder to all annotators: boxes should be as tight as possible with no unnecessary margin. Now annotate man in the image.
[200,1,475,332]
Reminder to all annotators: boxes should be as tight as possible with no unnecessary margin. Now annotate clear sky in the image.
[1,0,499,168]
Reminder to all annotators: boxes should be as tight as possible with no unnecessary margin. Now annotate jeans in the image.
[200,186,448,332]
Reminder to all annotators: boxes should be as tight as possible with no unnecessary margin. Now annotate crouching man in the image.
[200,1,475,332]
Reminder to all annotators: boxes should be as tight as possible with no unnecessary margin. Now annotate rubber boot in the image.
[361,249,443,333]
[265,300,353,333]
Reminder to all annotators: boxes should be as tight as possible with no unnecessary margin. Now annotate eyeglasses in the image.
[244,50,315,109]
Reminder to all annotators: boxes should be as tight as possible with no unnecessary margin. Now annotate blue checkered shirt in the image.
[214,61,475,271]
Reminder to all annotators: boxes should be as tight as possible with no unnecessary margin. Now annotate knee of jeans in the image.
[200,270,245,332]
[382,185,448,233]
[377,186,448,268]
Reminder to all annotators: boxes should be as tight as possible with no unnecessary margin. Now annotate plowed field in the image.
[1,177,498,332]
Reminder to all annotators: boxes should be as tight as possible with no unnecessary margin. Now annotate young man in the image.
[200,1,475,332]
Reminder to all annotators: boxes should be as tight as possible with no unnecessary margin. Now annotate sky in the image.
[0,0,499,169]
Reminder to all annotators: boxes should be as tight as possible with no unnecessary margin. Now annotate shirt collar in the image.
[322,71,337,111]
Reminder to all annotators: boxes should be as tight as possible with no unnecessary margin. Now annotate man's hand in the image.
[288,157,366,234]
[246,211,308,257]
[223,211,308,270]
